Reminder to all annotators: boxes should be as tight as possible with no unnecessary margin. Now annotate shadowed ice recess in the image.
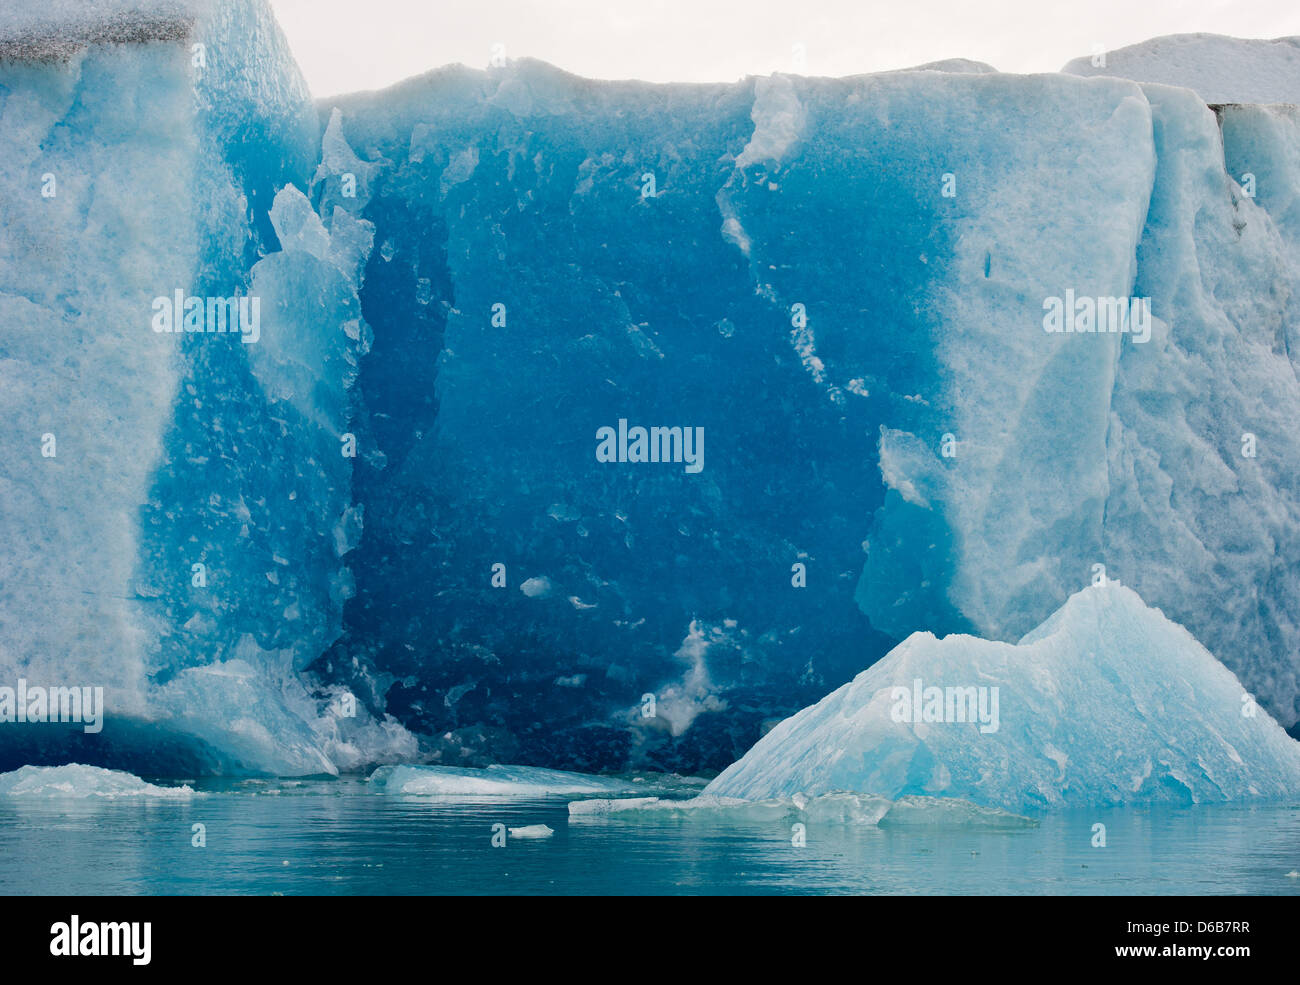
[2,1,1300,821]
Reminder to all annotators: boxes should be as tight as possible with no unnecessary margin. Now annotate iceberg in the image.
[3,1,1300,781]
[0,763,195,798]
[704,585,1300,811]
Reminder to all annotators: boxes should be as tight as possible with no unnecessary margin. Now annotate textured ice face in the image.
[312,63,1190,771]
[0,0,411,776]
[705,585,1300,811]
[315,62,900,772]
[315,56,1300,770]
[4,7,1300,781]
[861,79,1300,732]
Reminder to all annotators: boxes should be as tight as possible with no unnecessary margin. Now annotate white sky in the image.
[267,0,1300,97]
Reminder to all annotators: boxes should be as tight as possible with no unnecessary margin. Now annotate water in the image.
[1,777,1298,895]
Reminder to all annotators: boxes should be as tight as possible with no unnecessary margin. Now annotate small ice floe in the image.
[508,824,554,840]
[520,576,553,598]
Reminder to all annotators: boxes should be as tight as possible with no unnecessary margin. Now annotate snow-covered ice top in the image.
[705,585,1300,811]
[0,764,196,798]
[1064,34,1300,105]
[894,58,998,75]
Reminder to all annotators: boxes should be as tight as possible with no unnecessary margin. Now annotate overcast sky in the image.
[267,0,1300,97]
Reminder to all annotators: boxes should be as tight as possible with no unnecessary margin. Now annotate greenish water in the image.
[2,778,1298,895]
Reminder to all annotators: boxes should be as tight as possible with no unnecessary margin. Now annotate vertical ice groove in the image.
[1102,83,1300,727]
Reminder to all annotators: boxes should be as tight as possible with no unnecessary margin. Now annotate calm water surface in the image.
[2,778,1298,895]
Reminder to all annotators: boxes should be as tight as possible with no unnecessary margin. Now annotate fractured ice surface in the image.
[705,585,1300,811]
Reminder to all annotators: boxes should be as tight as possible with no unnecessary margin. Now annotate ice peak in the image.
[706,583,1300,810]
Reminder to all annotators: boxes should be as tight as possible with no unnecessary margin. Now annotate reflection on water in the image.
[1,777,1298,895]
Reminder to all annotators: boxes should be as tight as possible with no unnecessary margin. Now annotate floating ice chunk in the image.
[0,764,195,799]
[568,794,788,822]
[369,764,638,798]
[520,577,554,599]
[568,796,665,816]
[565,792,821,823]
[706,585,1300,811]
[568,790,1024,827]
[507,824,554,839]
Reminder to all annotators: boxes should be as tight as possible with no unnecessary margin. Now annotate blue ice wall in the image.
[307,64,1160,772]
[317,61,1300,771]
[4,6,1300,777]
[315,66,902,770]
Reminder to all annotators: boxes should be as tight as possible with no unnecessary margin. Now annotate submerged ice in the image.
[368,763,638,797]
[568,790,1035,828]
[2,3,1300,781]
